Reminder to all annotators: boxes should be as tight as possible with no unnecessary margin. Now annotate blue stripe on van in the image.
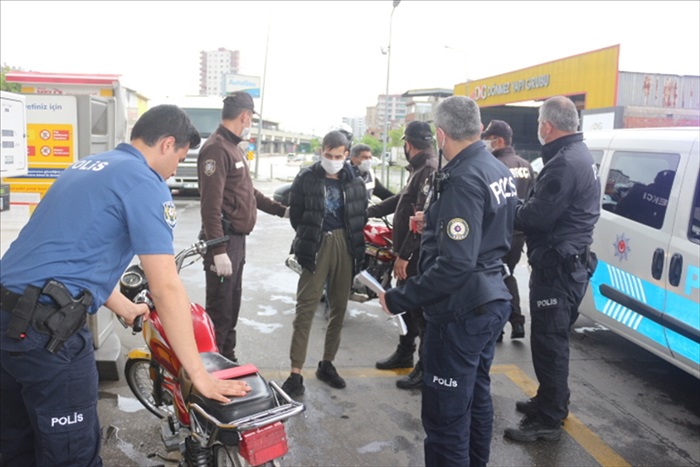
[590,260,700,365]
[665,292,700,364]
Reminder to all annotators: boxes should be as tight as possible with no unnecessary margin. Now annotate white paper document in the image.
[355,270,408,336]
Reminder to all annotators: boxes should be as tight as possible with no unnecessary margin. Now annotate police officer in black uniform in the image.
[380,96,517,467]
[504,96,600,442]
[482,119,535,341]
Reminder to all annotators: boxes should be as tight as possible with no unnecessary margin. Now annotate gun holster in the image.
[41,280,93,354]
[3,284,41,340]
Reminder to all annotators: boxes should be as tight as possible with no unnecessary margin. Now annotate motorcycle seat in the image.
[180,352,277,425]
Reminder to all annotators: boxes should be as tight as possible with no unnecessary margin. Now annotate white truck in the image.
[0,91,28,212]
[157,96,225,193]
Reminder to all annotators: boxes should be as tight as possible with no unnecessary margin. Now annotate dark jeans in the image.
[529,261,589,426]
[502,232,525,326]
[421,300,510,467]
[203,233,246,359]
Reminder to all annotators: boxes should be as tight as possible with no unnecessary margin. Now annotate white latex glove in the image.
[213,253,233,277]
[284,206,290,218]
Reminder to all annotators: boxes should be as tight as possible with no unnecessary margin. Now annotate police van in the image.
[581,127,699,378]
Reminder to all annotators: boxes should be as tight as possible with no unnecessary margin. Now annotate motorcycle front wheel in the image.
[124,357,173,419]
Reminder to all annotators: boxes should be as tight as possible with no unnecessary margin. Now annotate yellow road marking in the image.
[259,364,630,467]
[493,364,631,467]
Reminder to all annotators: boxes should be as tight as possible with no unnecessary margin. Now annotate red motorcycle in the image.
[285,216,395,303]
[120,237,304,467]
[350,216,395,302]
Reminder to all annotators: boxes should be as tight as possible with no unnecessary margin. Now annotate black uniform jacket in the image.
[385,141,517,324]
[367,150,437,261]
[514,133,601,258]
[289,162,368,274]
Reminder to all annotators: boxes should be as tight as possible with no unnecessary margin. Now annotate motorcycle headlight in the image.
[119,264,147,301]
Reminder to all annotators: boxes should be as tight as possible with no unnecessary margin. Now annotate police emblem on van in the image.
[613,233,631,261]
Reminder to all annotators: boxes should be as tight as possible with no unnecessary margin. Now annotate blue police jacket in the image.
[385,140,517,324]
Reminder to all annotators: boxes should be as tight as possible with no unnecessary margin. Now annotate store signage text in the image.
[471,74,551,101]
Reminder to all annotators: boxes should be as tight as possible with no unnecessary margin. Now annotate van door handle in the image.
[669,253,683,287]
[651,248,664,280]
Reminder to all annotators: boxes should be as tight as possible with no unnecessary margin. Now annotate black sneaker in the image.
[511,322,525,339]
[281,373,305,398]
[315,361,346,389]
[504,414,562,442]
[516,397,569,419]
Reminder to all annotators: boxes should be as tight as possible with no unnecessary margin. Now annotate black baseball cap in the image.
[402,121,433,141]
[223,91,258,115]
[481,120,513,145]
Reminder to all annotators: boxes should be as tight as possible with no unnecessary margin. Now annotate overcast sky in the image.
[1,1,698,135]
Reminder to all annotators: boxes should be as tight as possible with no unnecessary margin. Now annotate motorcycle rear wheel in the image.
[124,357,173,419]
[214,445,276,467]
[214,445,279,467]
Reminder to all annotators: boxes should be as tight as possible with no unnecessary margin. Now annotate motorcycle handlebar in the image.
[132,314,144,333]
[200,235,230,252]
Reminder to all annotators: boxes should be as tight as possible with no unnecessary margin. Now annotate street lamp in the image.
[381,0,401,187]
[254,21,271,180]
[444,45,469,95]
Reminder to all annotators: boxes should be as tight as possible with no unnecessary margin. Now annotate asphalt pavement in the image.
[2,171,699,467]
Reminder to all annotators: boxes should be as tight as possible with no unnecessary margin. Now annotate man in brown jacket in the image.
[197,92,287,362]
[482,119,535,341]
[369,121,437,389]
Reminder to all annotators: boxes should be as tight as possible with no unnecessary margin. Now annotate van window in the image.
[690,174,700,244]
[604,151,680,229]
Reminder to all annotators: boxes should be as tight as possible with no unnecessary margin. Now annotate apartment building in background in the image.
[199,47,240,96]
[342,116,366,140]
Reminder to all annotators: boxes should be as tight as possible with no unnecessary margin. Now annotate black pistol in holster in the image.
[41,280,93,354]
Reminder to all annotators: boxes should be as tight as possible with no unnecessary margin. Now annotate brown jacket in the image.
[198,125,285,255]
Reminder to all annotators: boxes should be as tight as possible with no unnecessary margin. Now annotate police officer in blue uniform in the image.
[504,96,600,442]
[380,96,517,467]
[0,105,251,466]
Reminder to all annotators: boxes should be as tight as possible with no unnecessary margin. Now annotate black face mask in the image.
[404,144,410,162]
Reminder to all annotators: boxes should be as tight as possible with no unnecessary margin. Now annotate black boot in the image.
[396,360,423,389]
[375,343,415,370]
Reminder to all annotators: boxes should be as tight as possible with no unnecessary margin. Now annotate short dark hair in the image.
[405,135,432,151]
[131,105,201,150]
[222,99,251,121]
[322,130,349,151]
[350,143,372,159]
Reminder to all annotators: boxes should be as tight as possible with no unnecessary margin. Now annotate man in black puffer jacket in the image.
[281,130,368,398]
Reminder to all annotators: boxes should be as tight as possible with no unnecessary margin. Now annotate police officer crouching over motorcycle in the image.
[504,96,600,443]
[0,105,251,466]
[380,96,517,467]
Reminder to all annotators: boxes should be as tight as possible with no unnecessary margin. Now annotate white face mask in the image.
[537,122,548,146]
[240,126,251,140]
[483,139,495,153]
[358,159,372,174]
[321,157,344,175]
